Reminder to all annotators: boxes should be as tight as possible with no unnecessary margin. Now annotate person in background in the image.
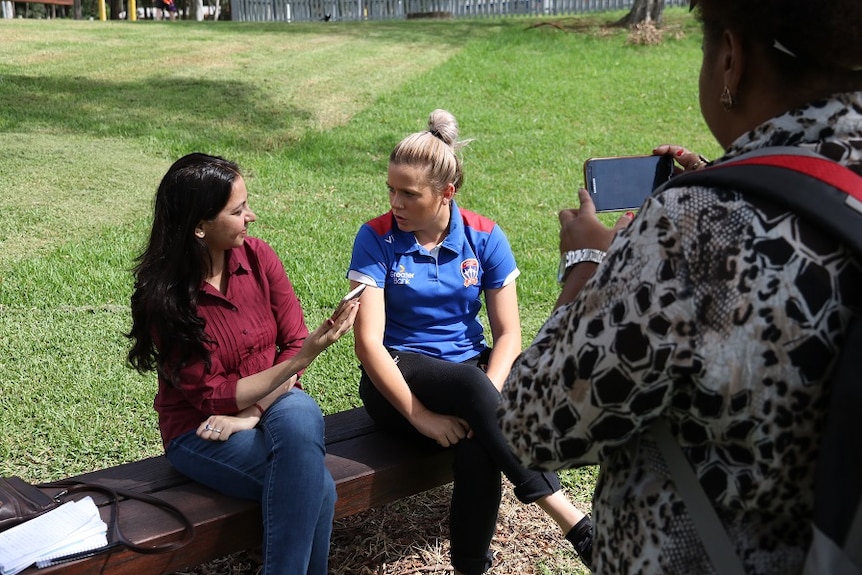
[499,1,862,573]
[347,109,594,575]
[127,153,359,575]
[153,0,176,20]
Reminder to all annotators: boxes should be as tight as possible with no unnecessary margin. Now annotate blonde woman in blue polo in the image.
[347,109,593,575]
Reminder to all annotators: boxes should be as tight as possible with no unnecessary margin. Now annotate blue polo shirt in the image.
[348,200,519,363]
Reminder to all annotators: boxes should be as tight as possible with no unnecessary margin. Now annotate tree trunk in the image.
[613,0,665,27]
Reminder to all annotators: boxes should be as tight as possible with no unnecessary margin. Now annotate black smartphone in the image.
[583,155,674,212]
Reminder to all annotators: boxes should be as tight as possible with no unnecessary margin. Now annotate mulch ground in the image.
[173,483,589,575]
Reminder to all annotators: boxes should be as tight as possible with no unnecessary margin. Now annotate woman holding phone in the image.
[346,110,594,575]
[127,153,359,575]
[500,1,862,573]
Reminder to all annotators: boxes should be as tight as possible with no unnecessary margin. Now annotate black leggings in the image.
[359,349,561,575]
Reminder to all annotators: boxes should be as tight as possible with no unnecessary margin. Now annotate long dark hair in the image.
[127,153,241,385]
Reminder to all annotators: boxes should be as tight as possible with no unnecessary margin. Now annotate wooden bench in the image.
[23,407,453,575]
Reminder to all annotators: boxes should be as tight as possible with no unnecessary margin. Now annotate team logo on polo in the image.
[461,259,479,287]
[391,264,414,285]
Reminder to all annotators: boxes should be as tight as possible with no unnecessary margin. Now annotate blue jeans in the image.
[166,389,336,575]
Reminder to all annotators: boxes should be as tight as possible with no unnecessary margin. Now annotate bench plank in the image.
[327,433,453,518]
[25,407,452,575]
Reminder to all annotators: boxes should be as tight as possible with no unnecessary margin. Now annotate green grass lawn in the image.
[0,8,721,531]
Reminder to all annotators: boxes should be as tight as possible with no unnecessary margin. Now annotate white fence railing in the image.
[230,0,687,23]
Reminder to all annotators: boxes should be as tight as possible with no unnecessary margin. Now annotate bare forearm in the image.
[555,262,599,310]
[484,333,521,391]
[236,373,299,415]
[233,350,314,408]
[230,297,360,410]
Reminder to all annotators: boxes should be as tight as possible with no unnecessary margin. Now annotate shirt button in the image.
[242,329,248,335]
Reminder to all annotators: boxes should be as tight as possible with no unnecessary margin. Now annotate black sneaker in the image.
[566,515,593,569]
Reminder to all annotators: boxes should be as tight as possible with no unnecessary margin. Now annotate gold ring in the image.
[690,155,710,170]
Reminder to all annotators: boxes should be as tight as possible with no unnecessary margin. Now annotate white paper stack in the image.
[0,497,108,574]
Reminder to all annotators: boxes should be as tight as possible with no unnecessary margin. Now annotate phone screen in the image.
[583,155,674,212]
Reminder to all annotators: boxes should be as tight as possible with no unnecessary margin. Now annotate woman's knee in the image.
[263,390,325,444]
[267,390,323,424]
[464,374,499,404]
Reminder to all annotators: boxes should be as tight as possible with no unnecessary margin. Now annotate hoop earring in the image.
[720,86,736,111]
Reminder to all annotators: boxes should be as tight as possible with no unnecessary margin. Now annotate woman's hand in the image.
[555,189,632,309]
[561,188,633,254]
[300,299,360,358]
[230,298,358,406]
[652,144,710,174]
[411,409,472,448]
[197,414,259,442]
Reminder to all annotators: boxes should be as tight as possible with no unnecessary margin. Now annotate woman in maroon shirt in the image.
[127,153,358,575]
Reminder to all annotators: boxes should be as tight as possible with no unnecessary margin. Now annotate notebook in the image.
[0,496,108,574]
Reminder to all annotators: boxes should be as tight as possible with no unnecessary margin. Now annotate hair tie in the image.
[772,38,862,71]
[428,129,443,141]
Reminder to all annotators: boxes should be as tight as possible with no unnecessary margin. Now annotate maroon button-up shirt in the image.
[154,237,308,448]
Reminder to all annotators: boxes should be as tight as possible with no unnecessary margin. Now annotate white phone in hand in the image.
[341,284,366,303]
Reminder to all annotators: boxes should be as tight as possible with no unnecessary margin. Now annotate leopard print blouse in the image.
[500,91,862,574]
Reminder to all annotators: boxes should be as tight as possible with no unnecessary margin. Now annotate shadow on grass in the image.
[0,74,311,153]
[0,19,514,153]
